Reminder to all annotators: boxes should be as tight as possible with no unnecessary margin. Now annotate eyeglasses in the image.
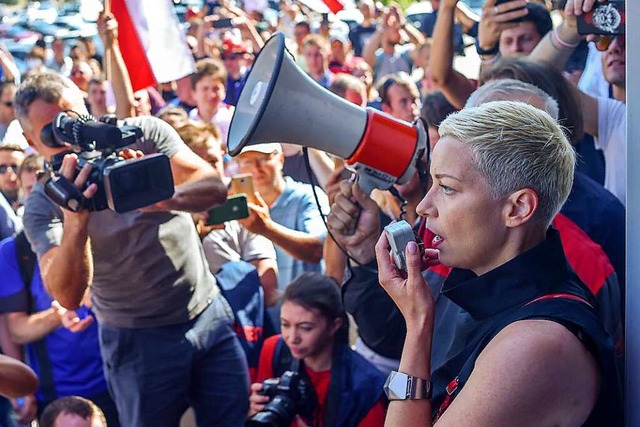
[595,35,625,52]
[1,101,12,107]
[0,164,18,174]
[237,154,276,169]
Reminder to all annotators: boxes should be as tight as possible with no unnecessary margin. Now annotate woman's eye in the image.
[439,184,454,195]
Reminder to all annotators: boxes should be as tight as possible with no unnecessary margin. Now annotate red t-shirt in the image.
[256,335,386,427]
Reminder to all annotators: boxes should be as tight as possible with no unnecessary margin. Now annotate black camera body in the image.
[42,112,175,213]
[247,368,317,427]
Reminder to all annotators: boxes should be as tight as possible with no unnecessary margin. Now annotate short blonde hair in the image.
[438,101,575,226]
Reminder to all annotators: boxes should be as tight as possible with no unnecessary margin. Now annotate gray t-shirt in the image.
[201,220,276,274]
[23,116,219,328]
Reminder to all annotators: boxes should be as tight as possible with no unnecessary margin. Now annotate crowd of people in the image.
[0,0,626,425]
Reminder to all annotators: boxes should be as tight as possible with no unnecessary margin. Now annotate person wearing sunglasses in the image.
[530,0,626,206]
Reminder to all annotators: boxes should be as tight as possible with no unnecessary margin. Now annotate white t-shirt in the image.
[578,44,609,99]
[201,221,276,274]
[189,104,235,148]
[595,96,626,205]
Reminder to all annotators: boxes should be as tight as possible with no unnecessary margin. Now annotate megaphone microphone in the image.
[227,32,427,195]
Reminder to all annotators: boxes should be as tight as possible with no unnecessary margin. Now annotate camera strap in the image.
[322,343,343,427]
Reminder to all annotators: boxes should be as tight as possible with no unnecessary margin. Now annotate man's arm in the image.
[33,156,96,310]
[39,214,92,310]
[429,0,476,109]
[155,148,228,213]
[402,21,426,46]
[99,12,136,118]
[362,29,383,70]
[6,311,60,345]
[528,6,599,136]
[0,355,38,399]
[249,258,280,307]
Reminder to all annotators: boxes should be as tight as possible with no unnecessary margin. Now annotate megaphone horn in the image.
[228,32,427,194]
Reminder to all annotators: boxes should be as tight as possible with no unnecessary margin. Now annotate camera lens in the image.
[246,395,297,427]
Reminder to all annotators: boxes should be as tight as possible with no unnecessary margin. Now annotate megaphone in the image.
[228,33,427,194]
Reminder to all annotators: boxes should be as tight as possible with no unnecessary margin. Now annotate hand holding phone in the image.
[231,174,257,204]
[206,194,250,225]
[577,1,625,36]
[211,17,235,29]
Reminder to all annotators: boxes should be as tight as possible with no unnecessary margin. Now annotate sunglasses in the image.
[0,164,18,174]
[2,101,12,107]
[595,35,625,52]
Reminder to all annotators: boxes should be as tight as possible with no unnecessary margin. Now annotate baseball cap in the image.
[222,36,249,55]
[239,143,282,155]
[329,32,349,45]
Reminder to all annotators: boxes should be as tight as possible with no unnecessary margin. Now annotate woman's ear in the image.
[504,188,539,228]
[330,317,343,336]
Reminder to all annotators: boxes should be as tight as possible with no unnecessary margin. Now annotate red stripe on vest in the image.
[553,213,615,296]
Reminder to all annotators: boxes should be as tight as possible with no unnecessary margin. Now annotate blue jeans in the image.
[99,294,249,427]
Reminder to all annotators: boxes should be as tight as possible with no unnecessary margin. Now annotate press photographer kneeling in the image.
[14,71,250,427]
[248,273,387,427]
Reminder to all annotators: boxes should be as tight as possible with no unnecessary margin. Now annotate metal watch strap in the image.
[383,371,433,400]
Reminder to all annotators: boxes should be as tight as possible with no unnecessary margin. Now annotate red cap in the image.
[222,36,249,54]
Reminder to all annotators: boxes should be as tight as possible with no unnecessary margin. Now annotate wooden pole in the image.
[103,0,112,82]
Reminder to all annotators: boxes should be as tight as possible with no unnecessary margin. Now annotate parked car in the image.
[0,23,40,43]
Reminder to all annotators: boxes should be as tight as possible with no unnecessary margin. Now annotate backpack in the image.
[214,260,274,380]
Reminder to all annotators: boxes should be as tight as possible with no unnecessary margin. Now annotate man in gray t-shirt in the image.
[15,72,249,427]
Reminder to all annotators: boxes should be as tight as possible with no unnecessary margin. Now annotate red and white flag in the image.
[297,0,345,14]
[322,0,345,14]
[111,0,196,92]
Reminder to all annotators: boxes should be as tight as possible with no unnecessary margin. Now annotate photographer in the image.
[14,71,249,427]
[249,273,386,427]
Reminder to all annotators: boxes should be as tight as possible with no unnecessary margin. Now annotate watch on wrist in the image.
[475,38,499,56]
[383,371,432,400]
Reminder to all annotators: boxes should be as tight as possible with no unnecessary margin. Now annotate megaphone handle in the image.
[345,204,362,236]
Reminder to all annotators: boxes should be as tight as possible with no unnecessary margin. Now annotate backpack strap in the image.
[271,336,293,377]
[13,231,36,313]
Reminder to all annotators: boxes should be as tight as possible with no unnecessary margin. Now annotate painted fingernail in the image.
[407,241,417,254]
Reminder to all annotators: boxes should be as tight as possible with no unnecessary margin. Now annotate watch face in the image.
[383,371,409,400]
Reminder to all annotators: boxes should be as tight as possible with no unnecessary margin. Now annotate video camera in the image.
[41,112,175,213]
[247,362,317,427]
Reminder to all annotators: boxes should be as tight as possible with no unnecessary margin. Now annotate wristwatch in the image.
[383,371,432,400]
[475,38,499,56]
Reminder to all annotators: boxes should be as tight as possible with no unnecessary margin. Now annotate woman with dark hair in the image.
[249,273,386,427]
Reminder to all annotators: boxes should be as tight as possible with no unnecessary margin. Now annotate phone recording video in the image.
[577,1,625,36]
[211,17,235,29]
[230,174,257,204]
[206,194,250,225]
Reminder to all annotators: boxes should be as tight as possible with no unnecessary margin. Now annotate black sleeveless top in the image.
[431,230,623,426]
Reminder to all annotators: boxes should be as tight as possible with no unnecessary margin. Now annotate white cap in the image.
[239,143,283,155]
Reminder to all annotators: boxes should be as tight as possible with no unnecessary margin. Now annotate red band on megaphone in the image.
[347,109,418,178]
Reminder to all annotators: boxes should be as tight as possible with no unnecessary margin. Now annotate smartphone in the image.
[212,17,234,29]
[230,174,257,203]
[577,1,625,36]
[206,194,249,225]
[494,0,527,22]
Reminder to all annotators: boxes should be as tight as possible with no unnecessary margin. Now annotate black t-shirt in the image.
[349,25,377,57]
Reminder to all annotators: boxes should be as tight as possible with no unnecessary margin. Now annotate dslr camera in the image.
[41,112,174,213]
[247,365,316,427]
